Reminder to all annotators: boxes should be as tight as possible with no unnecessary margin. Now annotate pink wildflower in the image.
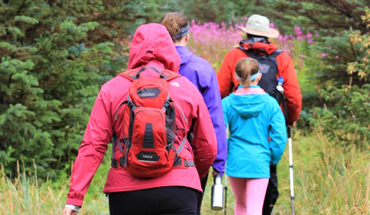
[294,26,302,36]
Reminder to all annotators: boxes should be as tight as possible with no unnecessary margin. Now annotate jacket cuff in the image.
[65,204,81,212]
[212,164,225,176]
[66,198,83,207]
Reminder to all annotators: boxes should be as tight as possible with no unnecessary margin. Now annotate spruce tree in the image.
[0,0,143,178]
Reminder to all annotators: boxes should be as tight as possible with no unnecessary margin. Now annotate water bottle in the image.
[277,76,284,94]
[276,76,288,120]
[211,174,224,210]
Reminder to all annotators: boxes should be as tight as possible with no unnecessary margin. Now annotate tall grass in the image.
[273,127,369,215]
[1,128,368,214]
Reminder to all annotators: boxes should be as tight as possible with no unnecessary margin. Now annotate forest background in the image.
[0,0,369,214]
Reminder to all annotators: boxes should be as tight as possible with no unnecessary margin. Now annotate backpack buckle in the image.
[123,138,131,148]
[111,158,118,168]
[127,101,136,111]
[163,100,170,109]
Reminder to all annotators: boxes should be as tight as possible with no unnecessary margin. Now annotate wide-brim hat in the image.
[238,14,279,38]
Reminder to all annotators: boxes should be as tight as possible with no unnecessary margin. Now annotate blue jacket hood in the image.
[230,93,269,118]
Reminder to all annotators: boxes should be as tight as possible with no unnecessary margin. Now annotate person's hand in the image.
[287,121,296,127]
[62,207,78,215]
[212,169,219,177]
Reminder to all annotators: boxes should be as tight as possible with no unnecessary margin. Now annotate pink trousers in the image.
[229,177,269,215]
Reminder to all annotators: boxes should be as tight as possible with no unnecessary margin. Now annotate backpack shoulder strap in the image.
[118,68,181,81]
[237,46,253,56]
[269,49,283,58]
[161,70,181,82]
[238,46,284,58]
[117,69,137,82]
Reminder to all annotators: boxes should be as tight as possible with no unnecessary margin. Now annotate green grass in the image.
[1,128,369,214]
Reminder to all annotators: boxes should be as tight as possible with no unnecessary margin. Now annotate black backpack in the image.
[238,46,282,98]
[238,46,288,120]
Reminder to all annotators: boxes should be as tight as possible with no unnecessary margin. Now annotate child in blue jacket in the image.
[222,58,287,215]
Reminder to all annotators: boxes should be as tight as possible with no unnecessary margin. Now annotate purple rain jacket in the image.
[176,46,227,176]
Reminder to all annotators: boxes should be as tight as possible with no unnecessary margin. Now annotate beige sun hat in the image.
[238,14,279,38]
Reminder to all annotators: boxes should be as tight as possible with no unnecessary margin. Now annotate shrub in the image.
[310,8,370,147]
[0,0,141,178]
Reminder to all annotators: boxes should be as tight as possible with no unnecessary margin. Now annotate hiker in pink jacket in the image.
[62,23,217,215]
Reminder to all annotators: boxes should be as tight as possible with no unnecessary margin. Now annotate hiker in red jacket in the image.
[217,14,302,215]
[62,23,217,215]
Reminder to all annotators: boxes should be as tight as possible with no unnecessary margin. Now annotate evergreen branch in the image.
[304,11,327,29]
[349,38,357,62]
[323,0,351,18]
[338,0,353,18]
[16,0,26,15]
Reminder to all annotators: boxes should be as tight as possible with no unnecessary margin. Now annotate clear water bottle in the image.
[211,174,224,210]
[277,76,284,94]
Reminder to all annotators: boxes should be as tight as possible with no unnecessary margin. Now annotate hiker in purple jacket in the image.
[161,12,227,214]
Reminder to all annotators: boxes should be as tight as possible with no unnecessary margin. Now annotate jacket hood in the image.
[128,23,180,72]
[230,93,269,118]
[240,39,278,55]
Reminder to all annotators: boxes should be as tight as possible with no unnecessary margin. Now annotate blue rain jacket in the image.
[176,46,227,176]
[222,86,287,178]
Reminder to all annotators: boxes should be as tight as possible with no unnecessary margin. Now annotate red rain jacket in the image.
[217,42,302,123]
[66,23,217,207]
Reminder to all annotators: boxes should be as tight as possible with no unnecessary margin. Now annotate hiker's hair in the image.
[160,12,188,42]
[235,58,260,88]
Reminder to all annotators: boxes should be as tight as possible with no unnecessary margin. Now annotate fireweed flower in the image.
[306,32,313,44]
[187,20,315,70]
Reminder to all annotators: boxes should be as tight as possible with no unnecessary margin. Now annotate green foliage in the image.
[0,0,141,178]
[180,0,234,23]
[141,0,234,23]
[140,0,182,23]
[271,0,368,35]
[311,84,369,146]
[313,30,367,88]
[309,8,370,147]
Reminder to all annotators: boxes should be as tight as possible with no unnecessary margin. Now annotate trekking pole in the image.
[288,127,295,215]
[224,175,228,215]
[224,124,229,215]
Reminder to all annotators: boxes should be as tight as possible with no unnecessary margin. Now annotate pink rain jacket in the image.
[66,23,217,207]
